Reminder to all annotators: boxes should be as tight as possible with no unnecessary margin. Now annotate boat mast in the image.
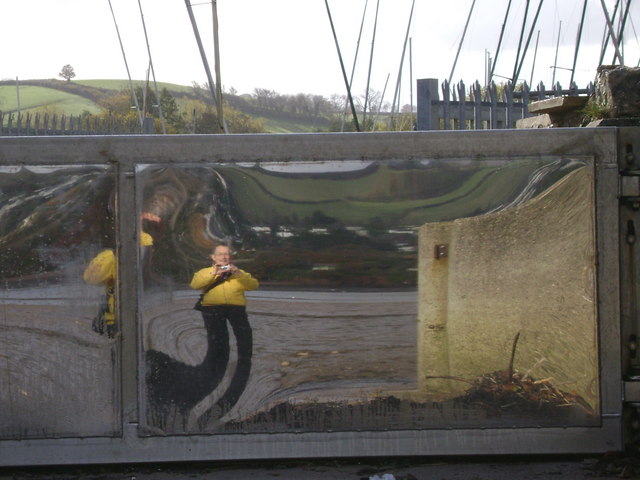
[552,20,562,86]
[324,0,361,131]
[137,0,166,134]
[107,0,144,129]
[370,72,390,130]
[363,0,380,129]
[389,0,416,130]
[598,0,621,65]
[511,0,531,84]
[570,0,589,86]
[409,37,414,116]
[15,77,20,116]
[490,0,514,82]
[341,0,369,132]
[529,30,540,86]
[184,0,227,133]
[211,0,226,132]
[599,0,625,65]
[513,0,544,85]
[610,0,632,64]
[448,0,476,85]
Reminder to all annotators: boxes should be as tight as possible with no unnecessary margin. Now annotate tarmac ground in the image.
[2,453,640,480]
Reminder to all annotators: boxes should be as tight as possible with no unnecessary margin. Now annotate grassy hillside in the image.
[75,79,194,94]
[220,161,559,226]
[0,85,102,115]
[0,79,331,133]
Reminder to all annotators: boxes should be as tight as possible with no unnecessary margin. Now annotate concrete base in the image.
[415,167,598,407]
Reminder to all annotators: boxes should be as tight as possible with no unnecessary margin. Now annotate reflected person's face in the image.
[210,246,231,266]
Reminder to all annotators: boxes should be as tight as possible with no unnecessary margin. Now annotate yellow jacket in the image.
[83,249,116,322]
[190,267,259,307]
[82,232,154,323]
[82,232,153,287]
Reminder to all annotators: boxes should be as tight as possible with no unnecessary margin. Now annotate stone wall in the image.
[594,65,640,119]
[416,167,598,408]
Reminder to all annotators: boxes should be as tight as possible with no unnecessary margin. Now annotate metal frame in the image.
[0,128,626,465]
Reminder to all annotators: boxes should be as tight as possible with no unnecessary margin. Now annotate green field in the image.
[0,85,102,115]
[208,160,573,226]
[0,79,330,133]
[75,79,194,94]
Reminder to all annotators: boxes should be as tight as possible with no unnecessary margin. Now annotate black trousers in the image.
[200,305,253,416]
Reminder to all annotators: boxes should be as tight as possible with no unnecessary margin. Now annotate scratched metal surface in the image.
[0,129,625,464]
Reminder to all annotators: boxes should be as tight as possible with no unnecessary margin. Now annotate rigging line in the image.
[107,0,144,129]
[389,0,416,130]
[324,0,361,132]
[491,0,514,80]
[511,0,531,84]
[363,0,381,128]
[341,0,369,132]
[611,0,633,64]
[599,0,622,64]
[570,0,589,86]
[448,0,477,85]
[513,0,545,86]
[599,0,625,64]
[137,0,166,134]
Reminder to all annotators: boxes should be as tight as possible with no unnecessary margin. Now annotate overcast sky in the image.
[2,0,639,105]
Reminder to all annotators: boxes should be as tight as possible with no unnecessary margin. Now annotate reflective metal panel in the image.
[137,157,598,435]
[0,165,119,439]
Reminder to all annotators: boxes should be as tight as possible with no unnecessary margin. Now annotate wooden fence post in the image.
[489,81,498,129]
[416,78,439,130]
[473,81,482,130]
[442,80,451,130]
[457,81,466,130]
[522,83,531,118]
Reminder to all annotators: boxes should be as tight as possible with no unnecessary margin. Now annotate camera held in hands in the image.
[219,265,231,271]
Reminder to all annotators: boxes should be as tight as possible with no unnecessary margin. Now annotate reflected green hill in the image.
[142,159,587,288]
[220,159,580,226]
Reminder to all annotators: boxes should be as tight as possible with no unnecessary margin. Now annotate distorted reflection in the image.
[83,214,158,338]
[0,165,119,439]
[137,158,598,434]
[145,243,258,428]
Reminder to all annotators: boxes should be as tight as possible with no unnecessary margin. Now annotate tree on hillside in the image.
[98,89,135,114]
[133,86,185,132]
[59,64,76,82]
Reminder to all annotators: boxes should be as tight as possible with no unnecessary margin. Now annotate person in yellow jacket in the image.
[189,243,258,419]
[83,231,154,337]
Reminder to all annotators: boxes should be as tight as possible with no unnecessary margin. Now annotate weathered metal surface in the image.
[418,166,597,411]
[0,128,627,465]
